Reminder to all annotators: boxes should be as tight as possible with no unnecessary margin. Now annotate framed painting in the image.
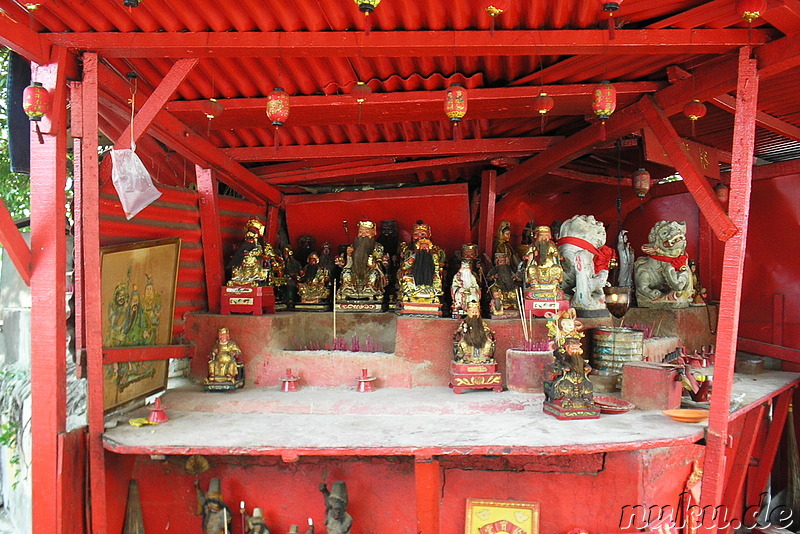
[465,499,540,534]
[101,238,181,411]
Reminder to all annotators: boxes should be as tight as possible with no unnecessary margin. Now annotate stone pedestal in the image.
[505,350,554,393]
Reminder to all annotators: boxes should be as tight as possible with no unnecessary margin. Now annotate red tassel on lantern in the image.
[23,81,50,144]
[683,99,707,138]
[593,80,616,141]
[266,87,290,151]
[351,81,372,123]
[354,0,381,35]
[598,0,622,40]
[533,92,554,133]
[632,168,651,198]
[444,83,468,141]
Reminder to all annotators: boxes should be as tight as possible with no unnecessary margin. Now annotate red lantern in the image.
[736,0,766,22]
[592,80,616,141]
[354,0,381,34]
[533,92,554,133]
[683,99,707,138]
[632,168,651,198]
[22,81,49,121]
[445,84,468,140]
[266,87,290,150]
[351,81,372,123]
[598,0,623,39]
[200,98,224,120]
[714,182,729,204]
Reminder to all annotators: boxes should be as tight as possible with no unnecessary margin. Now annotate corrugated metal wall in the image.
[99,182,264,341]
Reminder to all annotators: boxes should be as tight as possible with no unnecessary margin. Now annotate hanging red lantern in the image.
[351,81,372,123]
[444,83,468,140]
[266,87,290,150]
[533,92,554,133]
[632,168,651,198]
[22,81,49,121]
[598,0,623,39]
[736,0,766,22]
[683,99,707,138]
[592,80,616,141]
[354,0,381,34]
[200,98,224,120]
[714,182,730,204]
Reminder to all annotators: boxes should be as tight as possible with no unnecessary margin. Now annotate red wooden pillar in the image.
[478,169,497,258]
[196,166,225,312]
[415,457,441,534]
[30,58,68,533]
[78,52,109,534]
[699,47,759,533]
[266,203,280,246]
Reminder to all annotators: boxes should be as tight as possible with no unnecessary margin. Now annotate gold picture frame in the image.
[465,499,540,534]
[100,238,181,411]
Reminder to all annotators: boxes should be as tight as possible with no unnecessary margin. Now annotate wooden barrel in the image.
[592,327,644,372]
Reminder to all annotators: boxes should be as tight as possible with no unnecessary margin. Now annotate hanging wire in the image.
[615,138,623,235]
[126,72,138,150]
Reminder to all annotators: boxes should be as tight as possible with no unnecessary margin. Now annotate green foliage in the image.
[0,47,31,221]
[0,368,28,488]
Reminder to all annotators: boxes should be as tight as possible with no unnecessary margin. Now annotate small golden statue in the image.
[453,301,497,364]
[523,225,564,300]
[228,219,268,287]
[336,220,388,306]
[297,252,331,307]
[397,221,446,315]
[450,244,482,317]
[204,328,244,391]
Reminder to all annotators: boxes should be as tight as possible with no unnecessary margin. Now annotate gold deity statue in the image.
[204,328,244,391]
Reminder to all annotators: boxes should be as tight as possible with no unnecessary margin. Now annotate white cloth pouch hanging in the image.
[110,143,161,220]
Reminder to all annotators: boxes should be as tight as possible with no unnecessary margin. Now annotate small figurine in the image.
[204,327,244,391]
[195,478,233,534]
[377,219,401,305]
[227,219,268,287]
[521,225,568,316]
[542,308,599,420]
[297,252,331,309]
[634,220,693,308]
[616,230,634,289]
[557,214,615,317]
[241,506,271,534]
[296,234,315,266]
[453,301,496,364]
[493,219,521,267]
[485,252,520,317]
[397,221,446,315]
[336,220,388,310]
[688,259,707,306]
[451,244,482,317]
[320,482,353,534]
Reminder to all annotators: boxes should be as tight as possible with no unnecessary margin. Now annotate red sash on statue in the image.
[650,254,689,270]
[558,237,617,273]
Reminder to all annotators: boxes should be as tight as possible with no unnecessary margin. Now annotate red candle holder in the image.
[147,397,169,424]
[280,368,300,392]
[356,368,377,393]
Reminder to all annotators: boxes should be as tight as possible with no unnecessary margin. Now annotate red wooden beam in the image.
[737,338,800,363]
[102,344,194,364]
[226,137,560,162]
[166,83,664,129]
[0,9,52,65]
[264,155,494,185]
[755,31,800,78]
[46,29,771,58]
[550,168,633,187]
[0,197,31,285]
[253,158,397,179]
[721,405,766,520]
[700,48,760,530]
[30,58,68,534]
[40,46,68,138]
[638,96,737,241]
[196,166,225,313]
[478,169,497,258]
[712,94,800,143]
[115,58,199,150]
[79,52,109,534]
[415,458,441,534]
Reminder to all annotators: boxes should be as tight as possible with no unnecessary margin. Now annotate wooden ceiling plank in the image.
[256,158,397,179]
[116,58,199,149]
[45,29,772,58]
[225,137,559,162]
[0,8,52,65]
[639,95,737,241]
[761,0,800,35]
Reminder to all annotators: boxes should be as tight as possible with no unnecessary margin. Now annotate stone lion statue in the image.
[634,220,693,308]
[557,215,613,316]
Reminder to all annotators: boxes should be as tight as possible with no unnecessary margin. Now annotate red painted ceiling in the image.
[3,0,800,198]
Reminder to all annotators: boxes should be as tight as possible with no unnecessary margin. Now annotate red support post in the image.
[0,197,31,285]
[266,204,280,246]
[30,58,68,534]
[79,52,109,534]
[700,48,759,533]
[478,169,497,258]
[415,458,441,534]
[196,166,225,312]
[721,405,766,519]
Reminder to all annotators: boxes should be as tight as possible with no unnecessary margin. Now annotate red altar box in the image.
[621,361,682,411]
[220,286,276,315]
[449,362,503,394]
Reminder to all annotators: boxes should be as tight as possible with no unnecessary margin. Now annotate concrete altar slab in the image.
[103,370,799,457]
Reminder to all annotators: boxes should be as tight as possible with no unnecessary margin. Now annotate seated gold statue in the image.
[227,219,268,287]
[397,221,445,303]
[205,328,244,389]
[298,252,331,303]
[453,301,496,364]
[337,220,388,301]
[523,225,565,300]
